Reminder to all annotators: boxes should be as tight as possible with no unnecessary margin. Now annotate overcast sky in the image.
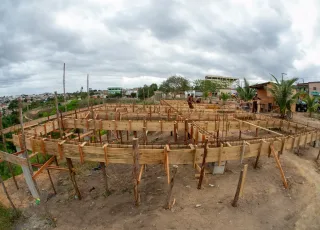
[1,0,320,96]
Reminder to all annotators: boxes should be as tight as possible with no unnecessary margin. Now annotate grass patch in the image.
[0,204,20,230]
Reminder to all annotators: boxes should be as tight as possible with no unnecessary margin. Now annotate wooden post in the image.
[240,140,245,164]
[232,167,244,207]
[239,164,248,197]
[270,144,288,189]
[132,138,140,206]
[174,122,177,143]
[63,63,67,112]
[164,165,178,210]
[66,158,82,199]
[143,127,147,145]
[100,162,109,193]
[18,98,40,199]
[126,130,129,141]
[87,74,90,109]
[0,174,17,211]
[54,91,63,139]
[184,119,188,143]
[47,169,57,195]
[0,112,19,189]
[197,139,208,189]
[254,140,264,169]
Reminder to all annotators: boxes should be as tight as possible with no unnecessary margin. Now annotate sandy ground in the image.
[0,111,319,230]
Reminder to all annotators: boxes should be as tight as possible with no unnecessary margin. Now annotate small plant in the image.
[303,94,319,117]
[220,92,230,105]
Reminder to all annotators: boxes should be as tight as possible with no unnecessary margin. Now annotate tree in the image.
[8,99,18,112]
[159,76,190,98]
[220,92,230,105]
[236,78,256,101]
[138,83,158,100]
[268,75,299,118]
[303,94,319,117]
[193,80,217,98]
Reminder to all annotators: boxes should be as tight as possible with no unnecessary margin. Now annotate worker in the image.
[252,94,261,113]
[188,94,194,109]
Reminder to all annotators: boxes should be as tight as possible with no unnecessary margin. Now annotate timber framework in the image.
[1,100,319,205]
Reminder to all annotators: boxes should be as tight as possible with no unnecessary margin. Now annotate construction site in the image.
[1,98,320,229]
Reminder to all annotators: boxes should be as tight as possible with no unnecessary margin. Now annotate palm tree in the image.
[268,75,299,118]
[303,94,319,117]
[236,78,256,101]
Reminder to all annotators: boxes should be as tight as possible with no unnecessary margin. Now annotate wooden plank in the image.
[239,164,248,197]
[0,150,28,166]
[270,144,288,189]
[32,156,55,179]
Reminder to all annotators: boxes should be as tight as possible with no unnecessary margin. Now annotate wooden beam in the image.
[132,138,140,206]
[197,139,208,189]
[270,144,288,189]
[0,150,28,166]
[32,156,55,179]
[234,118,283,136]
[164,165,178,210]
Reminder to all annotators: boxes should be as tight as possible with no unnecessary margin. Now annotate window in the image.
[313,87,317,90]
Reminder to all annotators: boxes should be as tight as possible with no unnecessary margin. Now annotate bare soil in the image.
[0,145,319,230]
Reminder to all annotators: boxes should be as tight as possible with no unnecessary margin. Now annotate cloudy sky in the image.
[1,0,320,96]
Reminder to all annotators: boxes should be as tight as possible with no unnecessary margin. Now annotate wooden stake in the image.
[239,164,248,197]
[66,158,82,199]
[0,112,19,189]
[164,165,178,210]
[270,144,288,189]
[232,168,244,207]
[254,140,264,169]
[132,138,140,206]
[47,169,57,195]
[197,139,208,189]
[100,162,109,193]
[0,174,17,212]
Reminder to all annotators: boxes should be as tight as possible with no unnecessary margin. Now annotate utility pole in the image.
[87,74,90,108]
[63,63,67,112]
[281,73,287,81]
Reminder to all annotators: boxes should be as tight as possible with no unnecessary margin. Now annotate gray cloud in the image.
[0,0,318,96]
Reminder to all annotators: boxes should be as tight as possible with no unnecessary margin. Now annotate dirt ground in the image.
[1,112,320,230]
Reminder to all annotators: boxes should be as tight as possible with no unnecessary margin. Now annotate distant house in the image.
[107,87,123,96]
[297,82,320,96]
[205,75,238,95]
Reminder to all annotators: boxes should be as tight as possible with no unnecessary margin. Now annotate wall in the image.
[308,82,320,96]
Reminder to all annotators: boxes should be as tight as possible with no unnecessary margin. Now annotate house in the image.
[297,81,320,96]
[250,82,297,113]
[250,82,274,112]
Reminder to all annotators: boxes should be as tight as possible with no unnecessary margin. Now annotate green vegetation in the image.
[236,78,256,101]
[268,75,299,118]
[220,92,230,105]
[159,76,190,98]
[0,204,20,230]
[138,83,158,100]
[193,80,217,99]
[303,94,319,117]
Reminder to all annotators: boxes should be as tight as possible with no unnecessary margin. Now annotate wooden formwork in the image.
[2,99,319,202]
